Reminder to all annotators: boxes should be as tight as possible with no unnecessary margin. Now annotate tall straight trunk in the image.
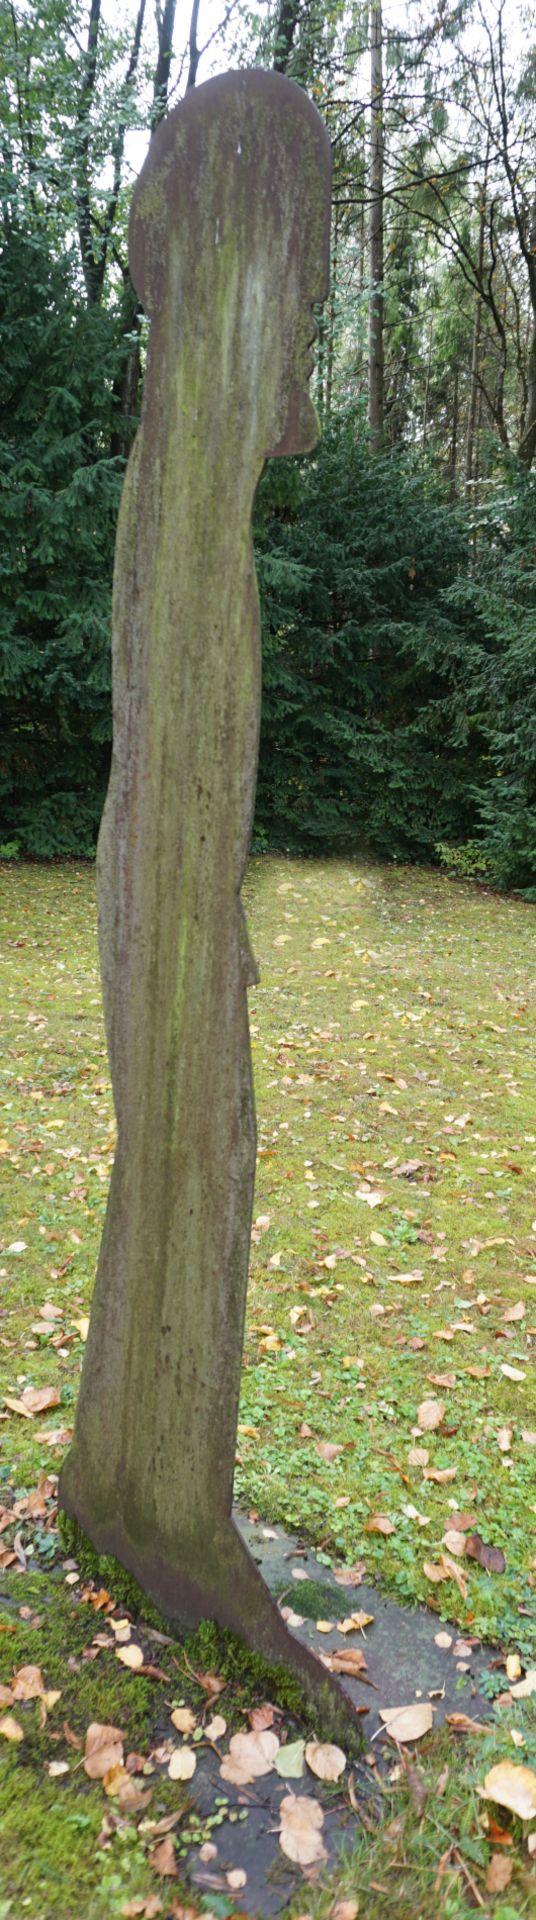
[518,195,536,466]
[368,0,384,445]
[465,176,487,487]
[449,363,459,497]
[325,205,338,419]
[422,315,434,448]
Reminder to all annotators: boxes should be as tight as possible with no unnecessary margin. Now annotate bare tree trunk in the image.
[422,314,433,448]
[465,184,486,487]
[325,205,338,420]
[186,0,200,89]
[368,0,384,445]
[449,363,459,497]
[519,324,536,466]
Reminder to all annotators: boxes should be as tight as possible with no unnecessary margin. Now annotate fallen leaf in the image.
[118,1779,152,1814]
[506,1655,522,1683]
[500,1364,525,1381]
[221,1728,279,1784]
[148,1835,177,1878]
[423,1467,457,1484]
[316,1442,343,1464]
[479,1760,536,1820]
[337,1611,374,1633]
[305,1740,346,1782]
[442,1530,466,1557]
[116,1644,144,1670]
[275,1737,306,1778]
[485,1856,513,1893]
[497,1428,512,1453]
[0,1684,14,1707]
[11,1664,46,1700]
[331,1904,359,1920]
[379,1703,433,1743]
[465,1533,506,1574]
[205,1713,226,1741]
[84,1722,124,1780]
[510,1670,536,1699]
[248,1703,274,1731]
[503,1302,525,1323]
[364,1514,395,1536]
[5,1385,60,1418]
[427,1373,456,1390]
[417,1399,445,1431]
[328,1646,368,1677]
[434,1632,453,1649]
[48,1759,70,1777]
[0,1714,24,1742]
[168,1747,196,1781]
[334,1562,366,1586]
[170,1707,196,1736]
[279,1792,326,1867]
[408,1447,429,1467]
[104,1763,132,1798]
[226,1869,247,1891]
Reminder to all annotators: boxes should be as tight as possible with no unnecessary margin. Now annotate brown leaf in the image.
[379,1703,433,1743]
[248,1703,275,1730]
[328,1646,368,1678]
[423,1467,457,1484]
[334,1562,366,1586]
[417,1399,445,1431]
[364,1514,395,1536]
[84,1721,124,1780]
[465,1533,506,1574]
[12,1664,46,1700]
[427,1373,456,1390]
[148,1834,177,1878]
[279,1792,326,1868]
[316,1441,344,1464]
[305,1740,346,1782]
[485,1855,512,1894]
[224,1728,279,1779]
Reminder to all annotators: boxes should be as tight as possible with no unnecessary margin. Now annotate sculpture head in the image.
[129,69,331,464]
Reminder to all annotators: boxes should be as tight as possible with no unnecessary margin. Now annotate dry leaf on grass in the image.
[423,1467,457,1484]
[148,1834,177,1878]
[479,1761,536,1820]
[316,1442,343,1464]
[4,1386,60,1418]
[485,1855,513,1893]
[465,1532,506,1574]
[379,1703,433,1743]
[84,1722,124,1780]
[305,1740,346,1782]
[279,1793,326,1868]
[417,1399,445,1431]
[11,1665,46,1700]
[116,1644,144,1671]
[0,1714,24,1742]
[510,1669,536,1699]
[331,1904,359,1920]
[226,1868,247,1891]
[364,1514,395,1536]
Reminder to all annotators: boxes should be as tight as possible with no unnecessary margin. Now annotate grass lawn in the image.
[1,854,535,1917]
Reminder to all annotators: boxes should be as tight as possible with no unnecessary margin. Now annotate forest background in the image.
[1,0,535,896]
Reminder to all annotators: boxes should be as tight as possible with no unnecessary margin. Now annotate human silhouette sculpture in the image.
[60,70,354,1737]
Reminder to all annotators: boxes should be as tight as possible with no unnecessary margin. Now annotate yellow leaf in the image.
[305,1740,346,1782]
[116,1644,144,1670]
[168,1746,196,1780]
[479,1760,536,1820]
[0,1714,24,1742]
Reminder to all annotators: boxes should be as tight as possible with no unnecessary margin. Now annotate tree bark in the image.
[368,0,384,445]
[465,183,486,487]
[273,0,300,72]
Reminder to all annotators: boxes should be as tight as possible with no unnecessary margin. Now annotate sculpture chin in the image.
[267,385,320,460]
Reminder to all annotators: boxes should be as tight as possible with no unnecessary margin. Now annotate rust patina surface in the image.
[59,70,354,1739]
